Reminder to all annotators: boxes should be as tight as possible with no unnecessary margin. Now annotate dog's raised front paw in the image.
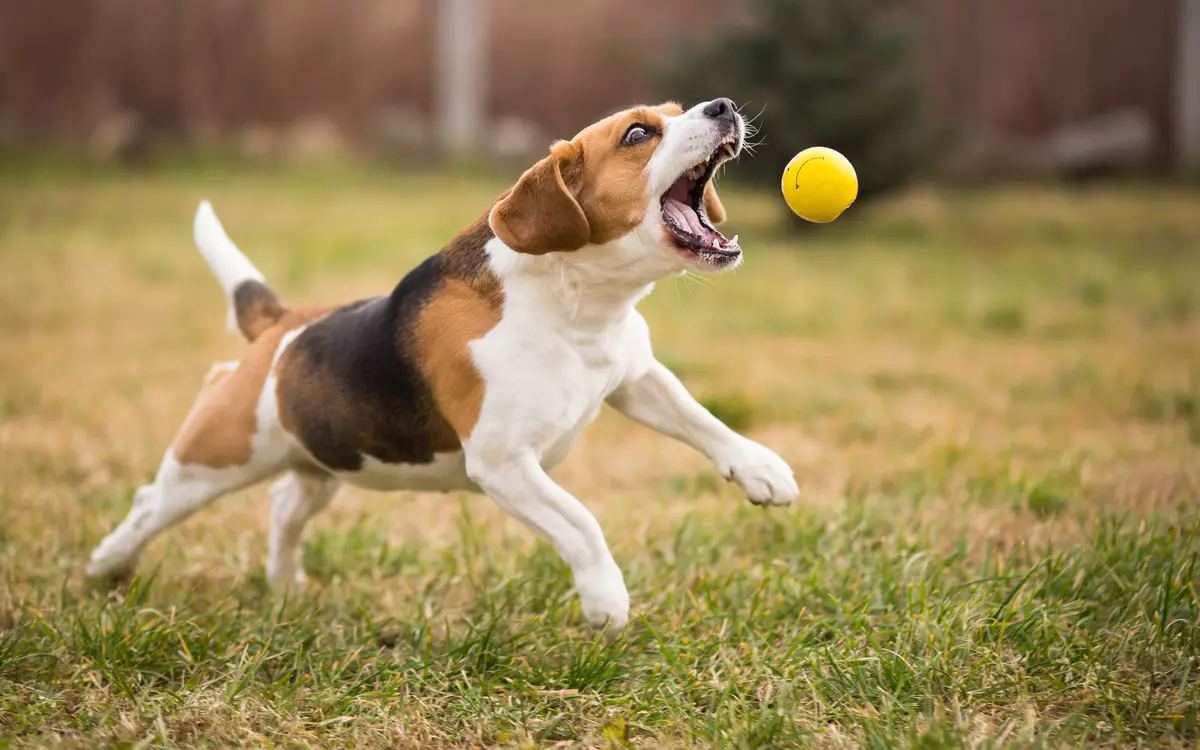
[717,439,799,507]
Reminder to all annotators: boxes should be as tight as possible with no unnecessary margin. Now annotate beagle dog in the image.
[87,99,798,630]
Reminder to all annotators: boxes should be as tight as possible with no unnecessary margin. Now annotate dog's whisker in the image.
[742,101,768,125]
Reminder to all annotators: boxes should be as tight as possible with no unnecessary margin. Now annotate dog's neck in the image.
[485,236,660,332]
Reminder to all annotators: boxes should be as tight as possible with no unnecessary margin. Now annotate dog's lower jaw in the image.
[575,560,630,631]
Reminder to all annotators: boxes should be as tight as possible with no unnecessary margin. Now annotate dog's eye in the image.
[621,124,652,146]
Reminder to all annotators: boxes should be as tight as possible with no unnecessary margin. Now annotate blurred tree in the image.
[667,0,929,217]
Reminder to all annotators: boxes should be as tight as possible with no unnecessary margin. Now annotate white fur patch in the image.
[194,201,269,331]
[332,451,475,493]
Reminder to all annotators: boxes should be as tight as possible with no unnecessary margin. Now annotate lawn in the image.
[1,163,1199,748]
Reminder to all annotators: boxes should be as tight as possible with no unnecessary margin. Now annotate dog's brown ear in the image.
[490,141,590,255]
[703,181,726,225]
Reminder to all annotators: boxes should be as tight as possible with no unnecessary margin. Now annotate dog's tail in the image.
[193,201,289,342]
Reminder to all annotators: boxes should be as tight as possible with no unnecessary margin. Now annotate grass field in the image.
[1,164,1199,748]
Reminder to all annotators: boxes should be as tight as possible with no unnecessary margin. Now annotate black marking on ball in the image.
[793,156,826,191]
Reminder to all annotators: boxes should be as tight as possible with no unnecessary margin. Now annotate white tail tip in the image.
[192,200,267,332]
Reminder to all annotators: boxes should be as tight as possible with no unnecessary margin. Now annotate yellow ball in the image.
[781,147,858,223]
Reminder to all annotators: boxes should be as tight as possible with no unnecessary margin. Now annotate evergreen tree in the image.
[669,0,928,213]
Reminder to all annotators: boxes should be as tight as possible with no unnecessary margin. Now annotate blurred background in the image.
[2,0,1198,193]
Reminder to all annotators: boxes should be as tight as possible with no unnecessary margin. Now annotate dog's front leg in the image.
[607,360,799,507]
[466,450,629,630]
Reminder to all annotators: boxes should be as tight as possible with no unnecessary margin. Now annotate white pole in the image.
[1177,0,1200,169]
[436,0,485,156]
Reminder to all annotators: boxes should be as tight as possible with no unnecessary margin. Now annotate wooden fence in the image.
[0,0,1182,161]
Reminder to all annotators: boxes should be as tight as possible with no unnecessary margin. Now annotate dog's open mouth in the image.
[661,135,741,268]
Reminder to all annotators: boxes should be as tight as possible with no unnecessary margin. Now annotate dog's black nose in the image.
[702,98,736,122]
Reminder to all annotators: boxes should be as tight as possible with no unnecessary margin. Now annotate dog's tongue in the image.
[664,197,728,246]
[664,197,705,235]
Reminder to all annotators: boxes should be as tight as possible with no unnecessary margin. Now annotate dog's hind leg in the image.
[266,471,339,592]
[88,333,295,585]
[86,452,283,585]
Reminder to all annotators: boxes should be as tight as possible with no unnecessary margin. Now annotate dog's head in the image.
[489,99,745,278]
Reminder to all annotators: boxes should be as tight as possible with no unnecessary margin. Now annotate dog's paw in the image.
[86,529,145,587]
[716,439,799,507]
[85,550,138,590]
[575,563,630,632]
[268,565,310,595]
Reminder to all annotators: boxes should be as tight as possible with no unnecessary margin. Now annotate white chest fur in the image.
[466,239,657,469]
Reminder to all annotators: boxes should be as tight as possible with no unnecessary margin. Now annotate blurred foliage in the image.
[666,0,931,221]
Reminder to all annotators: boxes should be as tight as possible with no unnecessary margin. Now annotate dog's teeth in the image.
[728,234,739,247]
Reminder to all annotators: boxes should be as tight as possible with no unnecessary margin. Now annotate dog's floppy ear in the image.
[490,141,590,255]
[703,181,726,225]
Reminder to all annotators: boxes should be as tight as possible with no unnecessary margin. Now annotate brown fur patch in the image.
[273,306,464,469]
[414,279,503,439]
[172,328,286,468]
[233,280,287,341]
[273,219,500,471]
[439,216,505,310]
[172,307,331,468]
[574,103,683,244]
[490,103,695,253]
[490,141,590,255]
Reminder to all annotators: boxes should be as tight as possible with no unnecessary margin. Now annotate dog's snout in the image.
[702,98,736,122]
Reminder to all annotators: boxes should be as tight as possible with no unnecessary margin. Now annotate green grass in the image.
[1,164,1199,747]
